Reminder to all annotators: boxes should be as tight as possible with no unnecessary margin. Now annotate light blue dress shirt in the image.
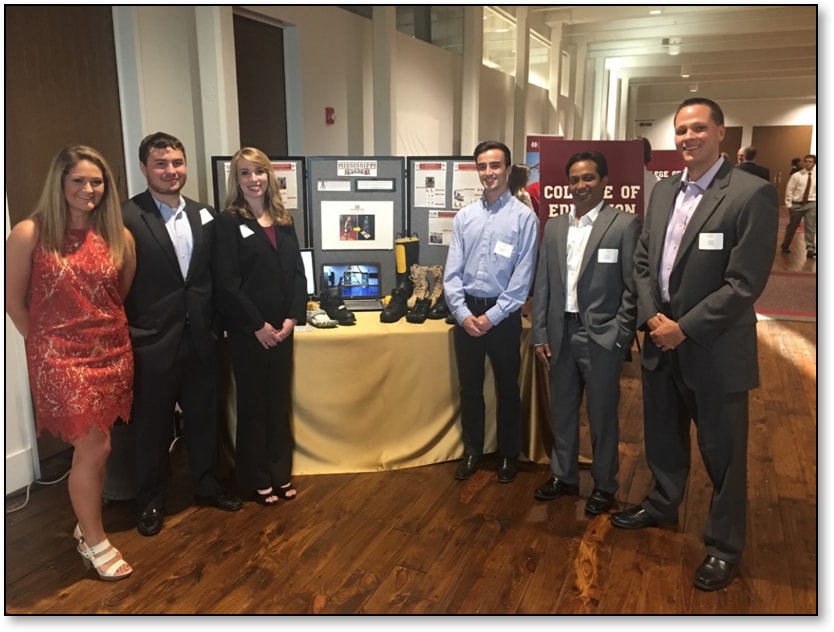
[443,189,539,326]
[155,196,192,280]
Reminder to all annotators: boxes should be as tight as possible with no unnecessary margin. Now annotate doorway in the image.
[233,14,288,156]
[751,125,814,204]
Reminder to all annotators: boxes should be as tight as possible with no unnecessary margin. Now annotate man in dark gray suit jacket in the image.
[122,132,241,537]
[735,146,771,182]
[531,150,640,516]
[611,99,778,591]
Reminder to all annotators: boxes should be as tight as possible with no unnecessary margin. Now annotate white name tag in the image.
[240,225,255,238]
[199,208,214,225]
[598,248,618,263]
[699,233,723,250]
[494,240,513,258]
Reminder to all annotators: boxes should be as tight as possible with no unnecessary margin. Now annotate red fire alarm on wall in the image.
[325,107,336,125]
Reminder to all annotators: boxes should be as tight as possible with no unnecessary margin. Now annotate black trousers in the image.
[132,332,222,509]
[228,331,295,492]
[453,299,522,458]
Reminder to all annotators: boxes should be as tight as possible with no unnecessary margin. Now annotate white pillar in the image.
[461,6,483,154]
[512,7,530,158]
[372,6,395,155]
[194,6,240,197]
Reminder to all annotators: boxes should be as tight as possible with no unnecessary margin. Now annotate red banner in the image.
[647,150,685,180]
[539,140,645,232]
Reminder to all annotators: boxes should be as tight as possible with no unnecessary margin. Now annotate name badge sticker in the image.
[494,240,513,258]
[698,233,723,250]
[598,248,619,263]
[199,208,214,225]
[240,225,255,238]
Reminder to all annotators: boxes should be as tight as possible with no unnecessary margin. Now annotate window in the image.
[483,7,550,90]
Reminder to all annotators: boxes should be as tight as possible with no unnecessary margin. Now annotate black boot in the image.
[380,286,410,323]
[319,285,356,326]
[393,234,419,296]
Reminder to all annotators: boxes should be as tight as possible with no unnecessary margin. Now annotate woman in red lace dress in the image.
[6,145,136,581]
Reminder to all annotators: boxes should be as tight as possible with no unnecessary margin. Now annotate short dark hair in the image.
[743,146,758,161]
[636,136,652,165]
[674,97,725,126]
[139,131,187,165]
[565,150,608,179]
[804,154,816,163]
[474,140,511,167]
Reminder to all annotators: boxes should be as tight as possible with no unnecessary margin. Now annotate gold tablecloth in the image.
[220,312,551,476]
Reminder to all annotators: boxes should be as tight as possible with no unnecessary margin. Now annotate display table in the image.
[220,312,551,476]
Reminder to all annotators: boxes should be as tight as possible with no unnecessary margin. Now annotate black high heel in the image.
[276,482,297,501]
[248,488,279,506]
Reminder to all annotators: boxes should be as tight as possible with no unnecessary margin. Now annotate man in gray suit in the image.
[610,98,778,592]
[531,151,640,516]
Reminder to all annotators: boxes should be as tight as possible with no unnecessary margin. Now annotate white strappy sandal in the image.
[73,523,133,581]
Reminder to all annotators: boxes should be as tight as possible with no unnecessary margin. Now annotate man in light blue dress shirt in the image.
[443,140,539,484]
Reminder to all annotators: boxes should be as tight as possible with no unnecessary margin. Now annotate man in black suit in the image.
[735,146,771,182]
[122,132,241,537]
[610,99,778,591]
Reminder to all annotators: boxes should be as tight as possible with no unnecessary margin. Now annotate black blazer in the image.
[213,211,308,333]
[736,161,771,183]
[122,190,219,366]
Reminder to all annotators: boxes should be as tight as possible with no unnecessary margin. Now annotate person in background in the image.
[789,157,802,175]
[443,141,539,484]
[636,136,660,215]
[781,154,816,258]
[122,132,242,538]
[611,97,778,592]
[6,145,136,580]
[530,150,640,515]
[508,163,534,209]
[735,146,771,182]
[213,147,308,505]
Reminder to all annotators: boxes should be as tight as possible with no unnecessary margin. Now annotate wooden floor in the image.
[5,221,817,615]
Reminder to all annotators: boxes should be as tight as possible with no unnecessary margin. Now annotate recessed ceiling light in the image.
[650,9,662,15]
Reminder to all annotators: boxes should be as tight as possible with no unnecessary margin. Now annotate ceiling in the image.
[499,5,817,100]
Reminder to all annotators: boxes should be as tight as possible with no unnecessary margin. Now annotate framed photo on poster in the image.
[320,200,394,250]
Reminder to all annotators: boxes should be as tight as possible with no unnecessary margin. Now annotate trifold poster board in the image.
[406,156,479,268]
[210,156,308,247]
[306,156,405,296]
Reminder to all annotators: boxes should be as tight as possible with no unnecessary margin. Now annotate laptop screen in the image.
[299,248,316,296]
[321,263,381,300]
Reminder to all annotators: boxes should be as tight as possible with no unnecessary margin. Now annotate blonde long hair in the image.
[224,147,292,226]
[32,145,129,267]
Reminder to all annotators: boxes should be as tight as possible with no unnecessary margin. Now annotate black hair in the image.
[565,150,608,179]
[139,131,187,165]
[473,140,511,167]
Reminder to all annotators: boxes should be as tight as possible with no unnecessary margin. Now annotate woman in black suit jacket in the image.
[213,147,308,505]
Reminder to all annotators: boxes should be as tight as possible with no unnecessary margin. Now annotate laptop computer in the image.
[320,262,383,311]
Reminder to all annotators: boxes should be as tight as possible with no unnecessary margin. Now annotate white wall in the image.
[636,99,817,152]
[5,200,39,495]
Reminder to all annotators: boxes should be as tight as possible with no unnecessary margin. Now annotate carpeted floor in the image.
[755,270,817,322]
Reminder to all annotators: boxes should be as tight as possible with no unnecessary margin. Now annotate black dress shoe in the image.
[584,488,616,516]
[195,492,243,512]
[497,457,517,484]
[693,555,737,591]
[138,506,164,537]
[533,476,579,501]
[610,505,672,529]
[455,453,481,480]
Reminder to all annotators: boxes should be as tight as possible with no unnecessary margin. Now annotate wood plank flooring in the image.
[4,317,816,615]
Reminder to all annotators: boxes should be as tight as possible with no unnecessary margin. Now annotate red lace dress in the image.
[25,228,133,442]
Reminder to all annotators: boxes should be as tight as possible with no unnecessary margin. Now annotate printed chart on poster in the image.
[211,156,308,246]
[307,156,405,297]
[407,157,476,267]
